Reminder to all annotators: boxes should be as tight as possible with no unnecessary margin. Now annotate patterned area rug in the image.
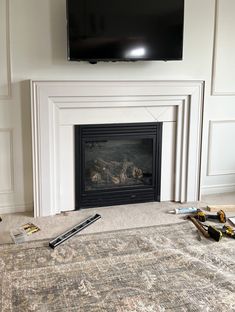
[1,221,235,312]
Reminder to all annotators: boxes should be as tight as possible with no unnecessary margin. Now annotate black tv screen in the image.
[67,0,184,62]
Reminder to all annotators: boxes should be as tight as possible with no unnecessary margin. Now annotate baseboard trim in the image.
[201,183,235,195]
[0,203,33,214]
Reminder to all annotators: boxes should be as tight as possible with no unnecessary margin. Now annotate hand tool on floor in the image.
[219,225,235,239]
[194,209,226,223]
[49,214,101,249]
[187,215,223,241]
[187,215,210,239]
[207,205,235,212]
[200,224,235,241]
[203,225,223,242]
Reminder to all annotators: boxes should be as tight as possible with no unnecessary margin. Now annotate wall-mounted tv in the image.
[66,0,184,63]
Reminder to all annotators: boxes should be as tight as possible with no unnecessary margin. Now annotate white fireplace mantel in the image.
[31,80,204,217]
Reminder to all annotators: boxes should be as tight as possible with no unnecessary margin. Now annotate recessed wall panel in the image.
[0,129,13,192]
[212,0,235,95]
[208,121,235,175]
[0,0,11,98]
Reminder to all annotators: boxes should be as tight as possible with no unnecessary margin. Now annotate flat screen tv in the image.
[67,0,184,63]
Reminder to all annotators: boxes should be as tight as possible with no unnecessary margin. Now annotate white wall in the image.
[0,0,235,213]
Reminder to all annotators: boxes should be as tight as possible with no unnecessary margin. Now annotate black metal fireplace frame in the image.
[75,122,162,209]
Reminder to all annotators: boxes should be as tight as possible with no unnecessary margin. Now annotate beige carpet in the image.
[0,201,202,245]
[1,221,235,312]
[1,192,235,245]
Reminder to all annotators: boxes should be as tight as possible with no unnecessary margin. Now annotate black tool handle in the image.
[206,215,217,220]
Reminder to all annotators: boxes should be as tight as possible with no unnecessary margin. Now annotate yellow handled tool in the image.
[194,209,226,223]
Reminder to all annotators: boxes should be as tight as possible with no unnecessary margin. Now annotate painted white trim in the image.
[31,80,204,217]
[201,183,235,195]
[207,120,235,176]
[0,202,33,214]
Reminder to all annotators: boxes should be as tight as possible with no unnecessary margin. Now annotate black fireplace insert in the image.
[75,123,162,209]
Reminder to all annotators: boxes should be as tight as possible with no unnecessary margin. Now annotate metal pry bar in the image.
[49,213,101,249]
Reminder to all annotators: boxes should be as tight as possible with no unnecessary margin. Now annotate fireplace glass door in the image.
[84,138,153,191]
[75,123,162,209]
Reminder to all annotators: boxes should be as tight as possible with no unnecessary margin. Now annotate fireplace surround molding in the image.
[31,80,204,217]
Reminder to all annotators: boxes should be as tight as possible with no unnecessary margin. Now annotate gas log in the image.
[89,159,143,185]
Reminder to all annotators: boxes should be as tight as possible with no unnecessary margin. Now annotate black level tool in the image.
[49,214,101,249]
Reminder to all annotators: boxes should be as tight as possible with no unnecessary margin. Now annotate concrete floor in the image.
[1,192,235,244]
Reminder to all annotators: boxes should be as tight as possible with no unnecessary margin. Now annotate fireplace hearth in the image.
[75,123,162,209]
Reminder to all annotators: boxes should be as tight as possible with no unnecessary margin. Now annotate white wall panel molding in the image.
[211,0,235,95]
[201,183,235,195]
[31,80,204,217]
[0,202,33,214]
[0,128,14,193]
[207,120,235,176]
[0,0,11,99]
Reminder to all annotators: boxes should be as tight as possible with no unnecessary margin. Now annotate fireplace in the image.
[31,80,203,217]
[75,123,162,209]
